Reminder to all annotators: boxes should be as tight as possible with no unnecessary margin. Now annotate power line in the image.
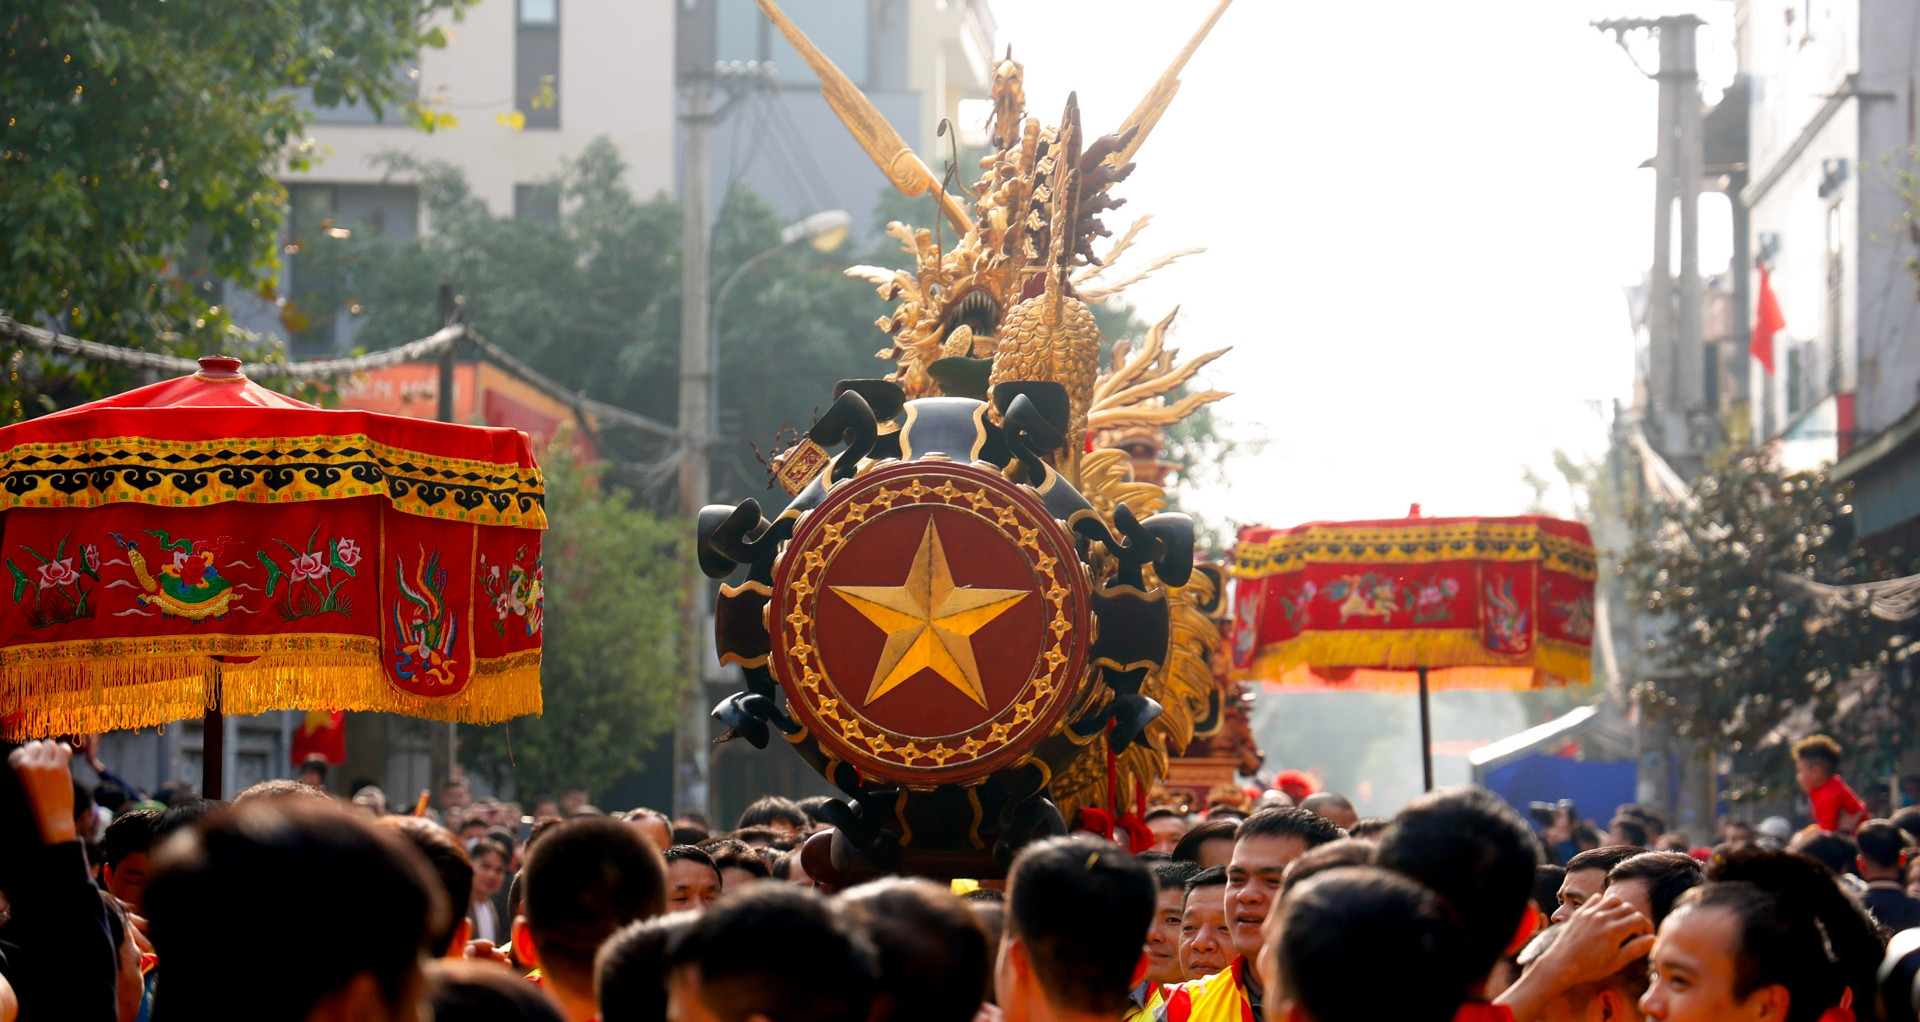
[0,315,678,440]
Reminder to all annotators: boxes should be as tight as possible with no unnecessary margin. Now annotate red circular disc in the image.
[770,460,1092,784]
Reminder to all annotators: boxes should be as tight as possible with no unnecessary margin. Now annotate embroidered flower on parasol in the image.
[1230,514,1596,789]
[0,356,546,744]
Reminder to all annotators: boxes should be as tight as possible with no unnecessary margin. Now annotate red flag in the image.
[290,709,346,766]
[1753,262,1785,375]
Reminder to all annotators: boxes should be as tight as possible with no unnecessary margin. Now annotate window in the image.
[716,0,868,87]
[298,63,418,126]
[517,0,560,129]
[283,184,419,355]
[515,184,560,223]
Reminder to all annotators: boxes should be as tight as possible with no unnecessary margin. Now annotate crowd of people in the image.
[7,730,1920,1022]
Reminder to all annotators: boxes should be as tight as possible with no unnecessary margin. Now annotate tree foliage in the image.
[1625,454,1920,791]
[461,441,684,798]
[0,0,466,413]
[307,139,890,510]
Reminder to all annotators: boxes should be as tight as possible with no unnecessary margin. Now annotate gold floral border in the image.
[1234,521,1595,580]
[0,433,546,528]
[779,469,1087,776]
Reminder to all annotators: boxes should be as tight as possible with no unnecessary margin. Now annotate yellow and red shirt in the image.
[1156,957,1257,1022]
[1123,980,1168,1022]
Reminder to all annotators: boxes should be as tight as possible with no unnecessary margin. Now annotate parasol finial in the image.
[196,355,245,381]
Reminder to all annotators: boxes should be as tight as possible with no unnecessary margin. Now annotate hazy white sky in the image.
[995,0,1738,530]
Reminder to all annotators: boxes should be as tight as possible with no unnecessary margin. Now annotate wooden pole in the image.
[431,285,460,799]
[1418,665,1434,793]
[203,707,224,800]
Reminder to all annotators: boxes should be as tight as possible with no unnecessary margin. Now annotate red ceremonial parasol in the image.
[0,356,546,795]
[1229,513,1596,790]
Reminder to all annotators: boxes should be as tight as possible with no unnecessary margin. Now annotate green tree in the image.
[1625,454,1920,795]
[310,140,890,509]
[0,0,467,412]
[461,440,685,798]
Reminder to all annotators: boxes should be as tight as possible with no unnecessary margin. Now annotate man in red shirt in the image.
[1794,734,1866,833]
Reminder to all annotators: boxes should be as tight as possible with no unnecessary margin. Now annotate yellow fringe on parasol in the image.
[0,635,541,739]
[1239,628,1592,693]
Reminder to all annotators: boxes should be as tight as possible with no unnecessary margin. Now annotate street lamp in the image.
[673,208,852,818]
[706,208,852,457]
[712,209,852,347]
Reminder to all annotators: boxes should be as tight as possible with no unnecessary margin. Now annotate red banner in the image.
[0,365,545,739]
[1229,516,1595,692]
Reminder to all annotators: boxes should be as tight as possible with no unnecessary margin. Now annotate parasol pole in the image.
[1417,665,1433,793]
[204,664,224,799]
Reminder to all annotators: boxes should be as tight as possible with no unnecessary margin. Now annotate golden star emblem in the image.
[831,519,1029,708]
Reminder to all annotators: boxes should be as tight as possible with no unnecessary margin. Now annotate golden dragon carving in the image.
[761,0,1239,823]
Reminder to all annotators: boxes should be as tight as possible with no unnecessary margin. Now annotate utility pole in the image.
[1666,17,1706,468]
[673,59,773,820]
[674,64,715,820]
[432,284,462,803]
[1598,16,1707,468]
[1596,14,1713,837]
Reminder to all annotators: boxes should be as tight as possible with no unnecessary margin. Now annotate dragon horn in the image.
[1107,0,1234,168]
[754,0,969,234]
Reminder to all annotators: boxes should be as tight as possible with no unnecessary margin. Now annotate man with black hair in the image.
[511,816,666,1022]
[1126,861,1199,1021]
[1552,846,1645,924]
[1373,787,1539,1009]
[98,806,160,913]
[668,884,876,1022]
[1160,808,1340,1021]
[1788,828,1865,895]
[735,795,809,839]
[1178,867,1231,982]
[1170,819,1238,868]
[1856,819,1920,932]
[1511,920,1648,1022]
[703,838,771,892]
[1145,807,1190,854]
[622,807,672,852]
[1531,865,1566,921]
[595,914,696,1022]
[1354,794,1654,1022]
[1604,816,1648,849]
[1226,808,1342,961]
[151,798,221,843]
[379,815,476,958]
[663,845,723,914]
[440,777,473,814]
[1144,861,1201,987]
[428,960,566,1022]
[998,835,1155,1022]
[1299,792,1359,831]
[1603,850,1702,929]
[843,878,992,1022]
[144,797,446,1022]
[296,756,329,789]
[1277,838,1375,899]
[1347,817,1391,840]
[1261,867,1471,1022]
